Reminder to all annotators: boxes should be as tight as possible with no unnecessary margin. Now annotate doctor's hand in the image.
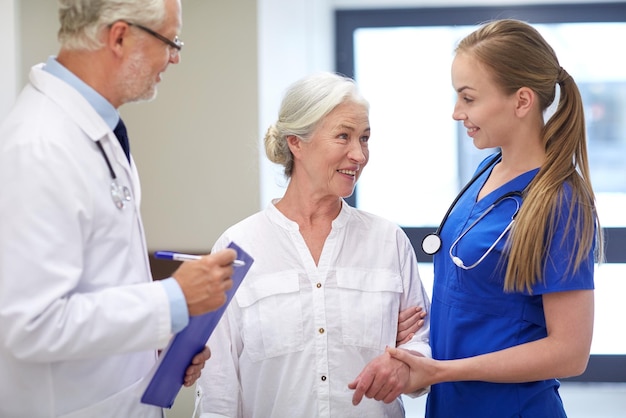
[173,248,236,316]
[183,346,211,387]
[397,306,427,345]
[348,349,410,406]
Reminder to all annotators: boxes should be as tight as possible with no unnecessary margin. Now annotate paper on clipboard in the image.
[141,241,253,408]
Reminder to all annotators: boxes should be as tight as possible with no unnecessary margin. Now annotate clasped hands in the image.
[348,347,433,405]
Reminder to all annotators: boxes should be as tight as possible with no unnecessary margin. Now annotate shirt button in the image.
[321,375,327,381]
[318,328,325,334]
[316,283,322,288]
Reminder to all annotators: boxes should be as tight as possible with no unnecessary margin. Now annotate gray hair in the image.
[58,0,166,50]
[264,72,369,178]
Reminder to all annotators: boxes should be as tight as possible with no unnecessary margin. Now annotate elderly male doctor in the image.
[0,0,237,417]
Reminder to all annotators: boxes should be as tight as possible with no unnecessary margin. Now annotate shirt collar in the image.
[267,198,352,230]
[42,56,120,130]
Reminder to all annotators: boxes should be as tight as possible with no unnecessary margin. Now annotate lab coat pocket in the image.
[236,272,304,362]
[337,269,403,350]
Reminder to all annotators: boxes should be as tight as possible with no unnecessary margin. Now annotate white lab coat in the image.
[0,64,172,417]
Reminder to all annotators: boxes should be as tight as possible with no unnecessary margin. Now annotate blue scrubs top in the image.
[427,154,595,418]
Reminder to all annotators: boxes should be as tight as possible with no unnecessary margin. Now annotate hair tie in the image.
[557,67,570,85]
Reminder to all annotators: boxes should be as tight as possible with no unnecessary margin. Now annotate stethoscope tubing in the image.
[421,152,502,255]
[448,193,521,269]
[96,140,117,180]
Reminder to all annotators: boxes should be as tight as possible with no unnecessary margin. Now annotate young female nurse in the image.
[350,19,603,418]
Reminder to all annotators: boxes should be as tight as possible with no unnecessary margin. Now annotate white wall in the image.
[123,0,260,252]
[257,0,333,206]
[0,0,17,121]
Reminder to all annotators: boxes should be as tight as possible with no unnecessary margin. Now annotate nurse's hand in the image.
[173,248,237,315]
[386,346,436,393]
[183,346,211,387]
[348,349,410,405]
[397,306,427,345]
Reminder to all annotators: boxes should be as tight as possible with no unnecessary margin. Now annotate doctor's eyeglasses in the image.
[125,21,184,60]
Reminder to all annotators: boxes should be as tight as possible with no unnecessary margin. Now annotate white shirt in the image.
[196,201,431,418]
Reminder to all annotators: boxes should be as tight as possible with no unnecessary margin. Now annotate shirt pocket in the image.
[235,272,304,362]
[337,270,403,350]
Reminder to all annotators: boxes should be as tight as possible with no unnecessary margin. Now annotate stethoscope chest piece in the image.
[110,180,132,210]
[422,233,442,255]
[97,140,132,210]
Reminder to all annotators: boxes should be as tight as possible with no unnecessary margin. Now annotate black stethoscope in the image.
[422,151,521,257]
[96,140,132,210]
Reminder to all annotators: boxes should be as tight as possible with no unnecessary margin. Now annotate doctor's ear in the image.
[106,21,132,57]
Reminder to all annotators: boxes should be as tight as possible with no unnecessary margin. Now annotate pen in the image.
[154,251,246,267]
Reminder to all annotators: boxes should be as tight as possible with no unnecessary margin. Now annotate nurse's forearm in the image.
[438,338,582,384]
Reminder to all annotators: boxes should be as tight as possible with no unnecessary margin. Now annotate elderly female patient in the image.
[195,71,431,418]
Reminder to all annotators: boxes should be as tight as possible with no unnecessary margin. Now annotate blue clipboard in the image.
[141,241,253,408]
